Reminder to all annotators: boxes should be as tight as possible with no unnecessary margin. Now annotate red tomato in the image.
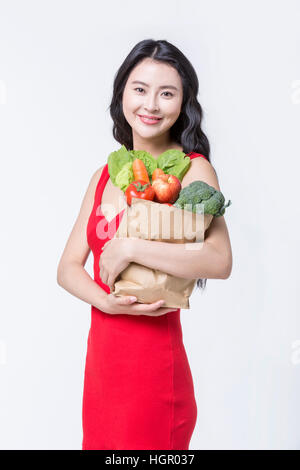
[125,180,155,206]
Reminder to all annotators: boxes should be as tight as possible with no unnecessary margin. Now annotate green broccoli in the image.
[173,180,232,217]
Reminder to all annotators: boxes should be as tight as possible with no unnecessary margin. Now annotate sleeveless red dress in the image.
[82,152,207,450]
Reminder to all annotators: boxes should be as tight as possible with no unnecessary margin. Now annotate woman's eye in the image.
[134,88,173,97]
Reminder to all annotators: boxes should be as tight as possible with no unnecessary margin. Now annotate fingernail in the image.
[159,300,165,305]
[130,297,137,302]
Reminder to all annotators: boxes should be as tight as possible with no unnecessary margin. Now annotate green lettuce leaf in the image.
[115,161,134,192]
[108,145,133,185]
[157,149,191,181]
[167,157,191,181]
[157,149,186,172]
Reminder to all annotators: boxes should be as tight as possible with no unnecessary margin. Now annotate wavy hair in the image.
[108,39,212,292]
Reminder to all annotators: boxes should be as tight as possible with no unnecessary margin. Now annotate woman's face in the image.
[122,58,183,141]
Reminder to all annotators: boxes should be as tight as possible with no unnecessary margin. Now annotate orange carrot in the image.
[152,168,165,181]
[132,159,150,183]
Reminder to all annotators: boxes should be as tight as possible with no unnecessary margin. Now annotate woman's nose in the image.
[144,93,159,111]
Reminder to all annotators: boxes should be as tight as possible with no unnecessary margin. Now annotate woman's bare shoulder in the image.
[87,164,106,193]
[182,157,219,190]
[57,164,107,271]
[92,164,106,183]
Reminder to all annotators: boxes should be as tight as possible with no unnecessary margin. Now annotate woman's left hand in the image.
[99,238,134,291]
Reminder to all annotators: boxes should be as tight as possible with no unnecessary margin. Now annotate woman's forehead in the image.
[129,59,181,86]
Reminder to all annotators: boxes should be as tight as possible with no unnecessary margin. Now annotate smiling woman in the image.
[109,39,214,292]
[58,38,232,451]
[83,39,229,451]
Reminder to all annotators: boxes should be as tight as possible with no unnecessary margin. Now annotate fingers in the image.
[128,299,165,310]
[109,295,176,317]
[131,300,167,314]
[113,296,164,312]
[113,295,164,309]
[145,300,167,311]
[140,306,176,316]
[115,295,137,305]
[99,254,116,289]
[156,307,177,315]
[107,274,117,292]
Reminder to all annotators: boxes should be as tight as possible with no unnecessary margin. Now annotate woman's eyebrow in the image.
[131,80,178,91]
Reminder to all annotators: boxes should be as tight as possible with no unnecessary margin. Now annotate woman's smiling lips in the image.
[137,114,163,125]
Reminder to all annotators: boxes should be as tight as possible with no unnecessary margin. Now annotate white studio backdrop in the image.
[0,0,299,450]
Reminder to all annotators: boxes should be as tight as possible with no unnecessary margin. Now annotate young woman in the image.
[57,39,232,450]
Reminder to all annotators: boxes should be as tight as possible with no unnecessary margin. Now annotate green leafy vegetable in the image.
[157,149,185,171]
[108,145,133,185]
[115,161,134,192]
[168,157,191,180]
[157,149,191,181]
[173,180,232,217]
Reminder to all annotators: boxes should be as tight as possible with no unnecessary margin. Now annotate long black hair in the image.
[108,39,212,292]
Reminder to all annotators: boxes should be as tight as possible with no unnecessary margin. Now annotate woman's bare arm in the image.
[130,158,233,280]
[56,167,175,316]
[56,166,107,310]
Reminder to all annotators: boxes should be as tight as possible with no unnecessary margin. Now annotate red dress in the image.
[82,152,207,450]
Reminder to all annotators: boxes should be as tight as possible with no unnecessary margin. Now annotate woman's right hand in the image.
[103,293,177,316]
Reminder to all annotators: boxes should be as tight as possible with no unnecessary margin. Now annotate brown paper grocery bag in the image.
[111,197,213,309]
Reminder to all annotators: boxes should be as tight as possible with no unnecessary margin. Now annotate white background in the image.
[0,0,299,450]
